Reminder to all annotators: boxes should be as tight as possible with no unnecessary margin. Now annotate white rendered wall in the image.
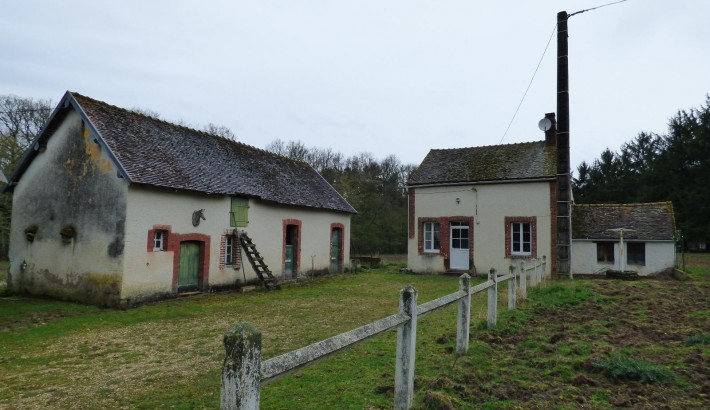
[8,111,128,305]
[123,186,351,300]
[408,182,553,275]
[571,240,675,276]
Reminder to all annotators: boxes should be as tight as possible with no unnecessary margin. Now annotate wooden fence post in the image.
[533,258,539,287]
[395,285,418,410]
[221,323,262,410]
[487,268,497,328]
[519,262,527,299]
[456,274,471,355]
[508,265,516,310]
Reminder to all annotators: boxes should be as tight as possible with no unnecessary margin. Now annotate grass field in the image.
[0,256,708,409]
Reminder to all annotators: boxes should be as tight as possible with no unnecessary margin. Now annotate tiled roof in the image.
[34,92,355,213]
[572,202,675,241]
[408,141,557,186]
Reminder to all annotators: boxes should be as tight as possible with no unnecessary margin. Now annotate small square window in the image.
[597,242,614,263]
[153,231,167,251]
[627,242,645,265]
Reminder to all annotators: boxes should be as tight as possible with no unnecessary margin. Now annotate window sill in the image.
[422,251,440,256]
[509,254,533,259]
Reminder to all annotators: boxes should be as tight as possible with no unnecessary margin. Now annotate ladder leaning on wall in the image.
[238,232,279,290]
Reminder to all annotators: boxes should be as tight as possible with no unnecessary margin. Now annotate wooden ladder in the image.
[238,232,279,290]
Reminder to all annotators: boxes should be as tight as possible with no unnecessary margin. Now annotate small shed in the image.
[571,202,676,276]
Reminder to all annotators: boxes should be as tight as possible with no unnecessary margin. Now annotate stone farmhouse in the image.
[4,91,356,306]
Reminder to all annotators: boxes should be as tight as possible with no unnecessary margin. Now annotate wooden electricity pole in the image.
[556,11,572,278]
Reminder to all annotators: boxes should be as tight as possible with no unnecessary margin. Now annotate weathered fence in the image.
[221,258,547,410]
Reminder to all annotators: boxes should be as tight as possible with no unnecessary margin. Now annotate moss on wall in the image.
[9,113,128,306]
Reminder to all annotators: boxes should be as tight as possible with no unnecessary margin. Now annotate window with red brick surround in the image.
[147,225,171,252]
[219,229,241,270]
[504,216,537,258]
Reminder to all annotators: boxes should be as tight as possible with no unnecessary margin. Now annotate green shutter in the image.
[230,197,249,227]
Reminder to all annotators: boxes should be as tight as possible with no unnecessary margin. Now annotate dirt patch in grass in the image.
[422,272,710,409]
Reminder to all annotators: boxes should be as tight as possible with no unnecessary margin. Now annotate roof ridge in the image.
[431,140,546,151]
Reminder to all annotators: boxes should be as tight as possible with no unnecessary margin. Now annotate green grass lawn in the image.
[0,257,708,409]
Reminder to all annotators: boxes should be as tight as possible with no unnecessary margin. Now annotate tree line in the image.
[573,96,710,248]
[266,139,416,255]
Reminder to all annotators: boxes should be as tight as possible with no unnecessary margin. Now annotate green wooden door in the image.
[178,241,200,291]
[285,245,294,277]
[330,228,341,273]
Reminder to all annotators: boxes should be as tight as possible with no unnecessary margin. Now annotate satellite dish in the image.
[538,118,552,132]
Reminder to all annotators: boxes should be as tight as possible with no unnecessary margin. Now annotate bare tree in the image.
[0,94,53,259]
[0,95,52,173]
[203,123,236,140]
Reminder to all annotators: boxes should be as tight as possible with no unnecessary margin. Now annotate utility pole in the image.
[556,11,572,278]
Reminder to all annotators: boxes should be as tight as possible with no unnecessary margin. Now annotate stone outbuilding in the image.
[571,202,676,276]
[4,91,356,306]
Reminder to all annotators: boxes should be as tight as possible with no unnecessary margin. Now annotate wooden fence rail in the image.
[221,257,547,410]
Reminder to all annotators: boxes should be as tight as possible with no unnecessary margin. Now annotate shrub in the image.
[684,332,710,346]
[596,354,676,384]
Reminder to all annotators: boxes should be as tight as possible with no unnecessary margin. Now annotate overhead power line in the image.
[569,0,629,18]
[498,0,629,144]
[499,23,556,144]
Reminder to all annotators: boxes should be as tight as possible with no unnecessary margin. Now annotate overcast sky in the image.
[2,0,708,172]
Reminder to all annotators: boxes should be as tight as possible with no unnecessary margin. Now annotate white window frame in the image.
[225,236,234,265]
[511,222,532,256]
[423,222,441,253]
[153,231,166,251]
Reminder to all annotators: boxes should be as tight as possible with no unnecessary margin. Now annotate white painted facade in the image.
[571,240,675,276]
[122,186,351,302]
[408,181,553,276]
[8,111,128,305]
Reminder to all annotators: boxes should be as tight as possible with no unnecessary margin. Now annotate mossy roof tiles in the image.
[571,202,675,241]
[408,141,557,186]
[70,93,355,213]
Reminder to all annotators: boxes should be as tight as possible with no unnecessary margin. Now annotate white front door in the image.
[450,222,470,270]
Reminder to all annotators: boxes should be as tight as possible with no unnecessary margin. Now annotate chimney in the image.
[544,112,557,147]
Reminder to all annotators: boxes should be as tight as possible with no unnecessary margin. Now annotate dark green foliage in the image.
[573,96,710,247]
[266,140,416,255]
[595,354,677,384]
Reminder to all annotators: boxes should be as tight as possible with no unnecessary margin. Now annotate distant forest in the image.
[265,140,416,255]
[573,96,710,248]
